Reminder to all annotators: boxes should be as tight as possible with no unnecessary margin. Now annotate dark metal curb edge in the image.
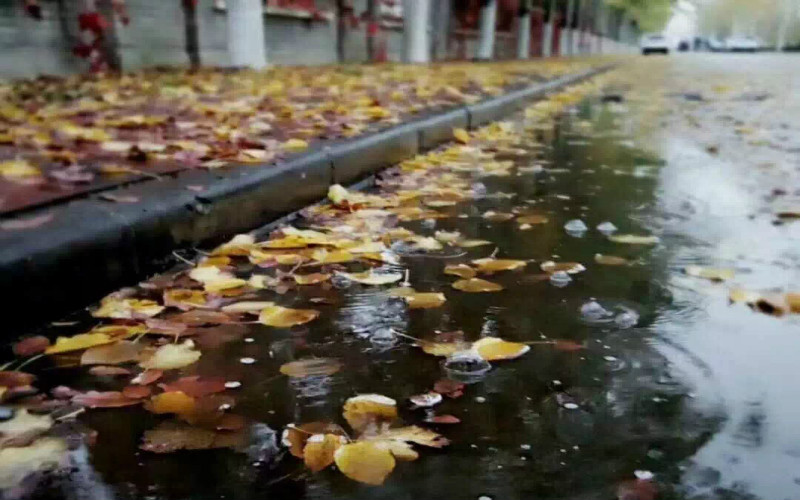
[0,64,615,333]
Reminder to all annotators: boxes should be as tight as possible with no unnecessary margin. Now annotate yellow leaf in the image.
[145,391,196,415]
[0,159,41,180]
[373,425,449,448]
[372,439,418,461]
[684,266,735,282]
[336,270,403,286]
[0,437,67,490]
[221,301,275,313]
[283,138,309,152]
[404,292,446,309]
[334,441,395,485]
[259,305,320,328]
[310,248,355,264]
[472,258,527,274]
[608,234,659,245]
[280,358,342,378]
[444,264,476,279]
[92,297,165,319]
[453,128,471,144]
[140,340,201,370]
[451,278,503,293]
[303,433,344,472]
[516,214,549,225]
[164,289,212,309]
[453,239,493,248]
[204,277,247,293]
[343,394,397,433]
[540,261,585,274]
[473,337,530,361]
[293,273,331,285]
[45,333,113,354]
[327,184,349,205]
[419,340,468,357]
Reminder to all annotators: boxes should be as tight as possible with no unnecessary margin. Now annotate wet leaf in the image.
[336,270,403,286]
[617,478,657,500]
[453,128,471,144]
[451,278,503,292]
[80,341,142,365]
[45,333,114,354]
[139,340,201,370]
[343,394,398,433]
[453,239,493,248]
[0,213,53,230]
[516,214,549,225]
[444,264,476,279]
[334,441,395,485]
[473,337,530,361]
[258,305,320,328]
[425,414,461,424]
[89,366,132,377]
[0,371,35,388]
[409,392,442,408]
[168,309,239,326]
[482,211,515,222]
[404,292,447,309]
[122,385,152,399]
[221,301,275,313]
[684,266,735,282]
[311,248,355,264]
[293,273,331,285]
[163,289,214,310]
[375,425,450,448]
[0,409,51,443]
[554,340,586,352]
[432,378,465,398]
[472,258,527,274]
[304,433,344,472]
[145,391,196,415]
[12,336,50,357]
[420,341,467,357]
[595,253,631,266]
[140,421,244,454]
[283,422,345,458]
[131,369,164,385]
[280,358,343,378]
[144,318,189,336]
[159,376,227,398]
[540,260,586,274]
[71,390,141,408]
[92,296,165,319]
[608,234,659,245]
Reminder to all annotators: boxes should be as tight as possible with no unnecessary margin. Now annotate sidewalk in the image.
[0,59,614,332]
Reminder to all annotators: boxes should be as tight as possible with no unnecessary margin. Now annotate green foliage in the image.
[605,0,673,32]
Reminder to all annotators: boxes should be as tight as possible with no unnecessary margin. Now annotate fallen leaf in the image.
[0,409,51,444]
[334,441,395,485]
[432,378,465,398]
[159,376,227,398]
[280,358,343,378]
[0,371,35,388]
[595,253,631,266]
[304,433,344,472]
[608,234,659,245]
[92,296,165,319]
[343,394,398,433]
[140,421,244,453]
[473,337,530,361]
[71,390,142,408]
[516,214,549,225]
[684,266,735,282]
[132,369,164,385]
[12,336,50,357]
[45,333,114,355]
[88,366,131,377]
[139,340,201,370]
[451,278,503,292]
[453,128,471,144]
[145,391,196,415]
[472,258,527,274]
[404,292,447,309]
[283,422,346,458]
[122,385,152,399]
[540,261,586,274]
[80,341,142,365]
[99,193,139,203]
[221,301,275,313]
[373,425,450,448]
[259,304,320,328]
[482,211,514,222]
[283,138,309,152]
[553,340,586,352]
[453,239,493,248]
[293,273,331,285]
[424,414,461,424]
[444,264,476,279]
[336,270,403,286]
[163,289,215,310]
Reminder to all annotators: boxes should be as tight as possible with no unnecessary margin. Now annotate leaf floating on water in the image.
[376,425,450,448]
[473,337,530,361]
[0,437,67,489]
[409,392,442,408]
[595,253,631,266]
[221,301,275,313]
[72,390,142,409]
[163,289,214,310]
[80,341,142,365]
[139,340,201,370]
[293,273,331,285]
[444,264,476,279]
[304,433,345,472]
[145,391,196,415]
[334,441,396,485]
[451,278,503,293]
[482,210,515,222]
[553,340,586,352]
[608,234,659,245]
[684,266,735,282]
[540,261,585,274]
[433,378,465,398]
[472,258,527,274]
[282,422,345,458]
[45,333,114,355]
[0,409,52,443]
[92,296,165,319]
[335,270,403,286]
[280,358,343,378]
[343,394,398,433]
[404,292,447,309]
[258,304,320,327]
[516,214,549,225]
[453,239,493,248]
[425,414,461,424]
[159,376,227,398]
[12,336,50,357]
[140,421,244,454]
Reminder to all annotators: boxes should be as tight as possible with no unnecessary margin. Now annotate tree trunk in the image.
[97,0,122,71]
[516,0,531,59]
[477,0,497,60]
[182,0,201,70]
[565,0,575,55]
[403,0,431,63]
[336,0,347,62]
[366,0,378,62]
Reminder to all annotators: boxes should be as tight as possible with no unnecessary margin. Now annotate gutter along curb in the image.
[0,64,614,333]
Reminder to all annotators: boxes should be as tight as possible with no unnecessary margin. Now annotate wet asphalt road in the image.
[10,53,800,500]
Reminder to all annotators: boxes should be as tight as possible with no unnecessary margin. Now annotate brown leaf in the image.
[424,414,461,424]
[283,422,345,458]
[554,340,585,352]
[432,379,465,399]
[132,369,163,385]
[167,309,241,326]
[145,318,189,336]
[159,376,227,398]
[12,336,51,357]
[80,341,142,365]
[71,390,142,408]
[280,358,343,378]
[140,421,245,454]
[0,371,35,388]
[122,385,152,399]
[88,366,131,377]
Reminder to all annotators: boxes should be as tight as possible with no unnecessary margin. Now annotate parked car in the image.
[707,37,726,51]
[725,36,760,52]
[640,33,670,55]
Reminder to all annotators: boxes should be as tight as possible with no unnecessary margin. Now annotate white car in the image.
[725,36,760,52]
[640,34,670,55]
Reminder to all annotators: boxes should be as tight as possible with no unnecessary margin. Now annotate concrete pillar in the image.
[543,0,556,57]
[477,0,497,60]
[227,0,267,69]
[565,0,575,56]
[403,0,431,63]
[517,1,531,59]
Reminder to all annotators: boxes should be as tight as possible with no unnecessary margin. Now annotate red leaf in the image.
[12,336,50,357]
[145,318,189,336]
[168,310,240,326]
[88,366,131,377]
[617,480,657,500]
[0,371,35,388]
[554,340,586,352]
[424,414,461,424]
[215,413,246,431]
[122,385,152,399]
[0,213,53,230]
[433,378,465,399]
[132,369,163,385]
[159,376,227,398]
